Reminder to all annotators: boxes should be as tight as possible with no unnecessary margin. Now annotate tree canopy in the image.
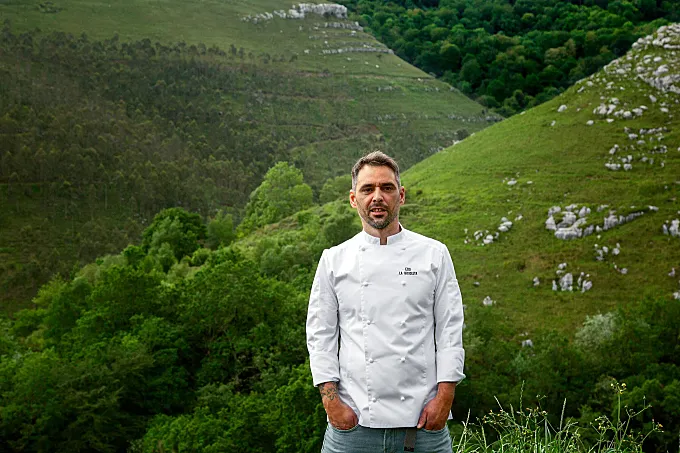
[339,0,678,115]
[0,206,678,451]
[239,162,314,234]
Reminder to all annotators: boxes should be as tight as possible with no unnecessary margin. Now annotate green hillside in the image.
[244,22,680,334]
[401,23,680,334]
[0,0,495,311]
[0,23,678,452]
[228,23,680,445]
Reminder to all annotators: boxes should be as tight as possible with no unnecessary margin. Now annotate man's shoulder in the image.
[404,228,447,254]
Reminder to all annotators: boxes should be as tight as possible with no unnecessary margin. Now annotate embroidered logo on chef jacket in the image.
[398,267,418,276]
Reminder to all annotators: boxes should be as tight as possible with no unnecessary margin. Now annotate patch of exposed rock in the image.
[243,3,348,23]
[575,23,680,125]
[551,263,593,293]
[545,204,655,240]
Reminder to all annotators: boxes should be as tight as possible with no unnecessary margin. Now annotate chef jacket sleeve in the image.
[306,249,341,386]
[433,246,466,383]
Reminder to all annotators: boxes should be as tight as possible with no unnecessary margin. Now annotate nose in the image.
[371,187,384,202]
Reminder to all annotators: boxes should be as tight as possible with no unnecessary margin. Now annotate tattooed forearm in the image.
[319,382,339,402]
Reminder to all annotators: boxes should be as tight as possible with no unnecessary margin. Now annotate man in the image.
[306,151,465,453]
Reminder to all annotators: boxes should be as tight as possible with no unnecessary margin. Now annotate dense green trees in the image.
[1,209,312,451]
[206,210,236,249]
[0,206,678,451]
[239,162,314,235]
[141,208,206,261]
[339,0,679,115]
[319,175,352,204]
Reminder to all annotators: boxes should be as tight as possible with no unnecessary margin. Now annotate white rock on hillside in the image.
[243,3,349,22]
[559,273,573,291]
[546,205,653,240]
[663,219,680,237]
[630,24,680,94]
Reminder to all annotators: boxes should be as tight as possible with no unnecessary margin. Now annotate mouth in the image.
[369,207,388,215]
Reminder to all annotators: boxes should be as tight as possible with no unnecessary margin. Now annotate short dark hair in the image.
[351,151,400,191]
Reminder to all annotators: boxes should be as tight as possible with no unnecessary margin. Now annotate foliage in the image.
[239,162,314,235]
[339,0,678,115]
[141,208,206,261]
[1,200,678,451]
[319,175,352,204]
[574,312,619,351]
[453,389,662,453]
[0,207,313,452]
[321,203,358,247]
[206,210,235,250]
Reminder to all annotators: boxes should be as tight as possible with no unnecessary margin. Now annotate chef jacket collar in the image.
[359,223,406,245]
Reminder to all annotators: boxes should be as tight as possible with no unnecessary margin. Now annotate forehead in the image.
[356,165,398,186]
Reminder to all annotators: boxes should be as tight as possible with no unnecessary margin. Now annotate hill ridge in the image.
[238,22,680,336]
[0,0,491,310]
[400,22,680,329]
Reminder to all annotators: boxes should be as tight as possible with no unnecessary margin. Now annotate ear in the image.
[399,186,405,205]
[349,190,357,208]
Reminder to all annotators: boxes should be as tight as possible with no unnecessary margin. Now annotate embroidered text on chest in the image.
[399,267,418,276]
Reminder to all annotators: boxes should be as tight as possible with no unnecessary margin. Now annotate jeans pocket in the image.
[329,422,360,433]
[421,426,448,434]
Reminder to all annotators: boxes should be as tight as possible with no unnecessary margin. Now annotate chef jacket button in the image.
[400,357,406,363]
[401,281,406,286]
[400,396,405,401]
[400,320,405,326]
[372,397,377,403]
[362,281,368,287]
[366,319,372,325]
[360,246,366,251]
[401,246,407,251]
[369,358,374,363]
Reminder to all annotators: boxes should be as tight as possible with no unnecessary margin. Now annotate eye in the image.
[361,187,372,193]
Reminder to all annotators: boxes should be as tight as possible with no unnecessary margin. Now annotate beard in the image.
[359,203,399,230]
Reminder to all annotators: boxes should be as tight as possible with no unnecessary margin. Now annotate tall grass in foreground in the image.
[453,383,664,453]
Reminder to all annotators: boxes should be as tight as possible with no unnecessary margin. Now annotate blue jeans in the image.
[321,423,453,453]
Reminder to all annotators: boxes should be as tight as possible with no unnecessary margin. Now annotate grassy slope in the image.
[0,0,493,312]
[402,25,680,336]
[0,0,495,175]
[240,24,680,340]
[3,0,427,76]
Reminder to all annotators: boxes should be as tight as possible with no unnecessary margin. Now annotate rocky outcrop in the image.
[243,3,348,23]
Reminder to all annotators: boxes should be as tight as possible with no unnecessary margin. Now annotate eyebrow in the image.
[358,182,397,190]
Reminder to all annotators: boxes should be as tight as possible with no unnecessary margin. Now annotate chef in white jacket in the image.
[306,151,465,453]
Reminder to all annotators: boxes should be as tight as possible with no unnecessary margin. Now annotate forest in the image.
[339,0,680,115]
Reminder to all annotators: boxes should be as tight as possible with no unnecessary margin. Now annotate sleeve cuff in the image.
[310,353,341,387]
[436,347,466,383]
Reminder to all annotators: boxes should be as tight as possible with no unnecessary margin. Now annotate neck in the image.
[363,220,401,245]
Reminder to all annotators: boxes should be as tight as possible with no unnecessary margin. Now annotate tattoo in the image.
[319,382,339,401]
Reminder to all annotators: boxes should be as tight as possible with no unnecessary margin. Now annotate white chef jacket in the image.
[306,226,465,428]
